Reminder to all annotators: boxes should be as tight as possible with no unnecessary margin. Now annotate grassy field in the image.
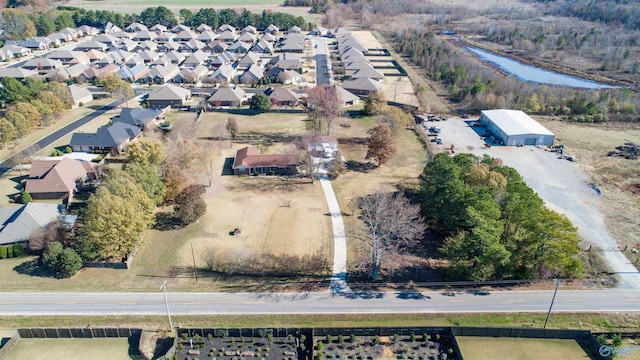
[1,313,639,332]
[3,338,134,360]
[537,118,640,268]
[456,337,590,360]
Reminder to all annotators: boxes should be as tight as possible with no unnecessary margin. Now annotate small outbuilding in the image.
[480,109,555,146]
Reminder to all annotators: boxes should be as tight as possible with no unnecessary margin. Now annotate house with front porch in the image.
[232,145,299,176]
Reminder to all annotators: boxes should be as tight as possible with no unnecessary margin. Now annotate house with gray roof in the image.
[218,30,237,44]
[77,25,99,36]
[264,24,279,34]
[158,41,180,52]
[0,203,61,247]
[205,40,228,53]
[345,63,384,80]
[139,49,160,64]
[239,64,264,85]
[112,107,165,129]
[104,22,122,33]
[46,50,89,65]
[266,86,299,107]
[1,44,30,58]
[125,53,145,67]
[15,37,50,50]
[118,64,149,82]
[173,65,208,84]
[70,122,142,153]
[196,24,212,33]
[342,77,383,95]
[142,63,180,84]
[136,41,158,52]
[196,30,218,43]
[171,24,191,33]
[204,63,235,84]
[251,39,273,54]
[175,30,197,42]
[94,34,119,47]
[150,24,168,33]
[217,24,236,33]
[132,30,158,42]
[179,39,206,52]
[183,50,208,68]
[207,86,245,107]
[269,53,302,70]
[126,22,148,32]
[75,41,108,52]
[211,51,236,67]
[146,83,192,108]
[156,32,176,43]
[23,58,63,72]
[67,84,93,108]
[0,67,37,80]
[237,51,261,69]
[164,50,186,65]
[237,32,256,43]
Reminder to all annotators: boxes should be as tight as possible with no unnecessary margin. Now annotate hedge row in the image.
[0,244,25,259]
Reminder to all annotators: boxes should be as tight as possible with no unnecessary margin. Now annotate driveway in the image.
[430,118,640,289]
[313,37,331,85]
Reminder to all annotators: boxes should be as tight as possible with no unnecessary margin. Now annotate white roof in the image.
[481,109,554,136]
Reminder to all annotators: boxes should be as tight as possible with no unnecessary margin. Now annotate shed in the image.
[480,109,555,146]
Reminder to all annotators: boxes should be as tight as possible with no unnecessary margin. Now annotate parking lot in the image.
[427,116,640,288]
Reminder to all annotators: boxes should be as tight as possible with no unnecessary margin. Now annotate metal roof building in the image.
[480,109,555,146]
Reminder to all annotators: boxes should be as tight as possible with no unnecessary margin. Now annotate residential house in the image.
[75,41,108,52]
[237,32,256,43]
[266,86,299,107]
[196,23,212,33]
[241,25,257,34]
[77,25,99,36]
[0,47,12,61]
[156,32,176,43]
[126,22,148,32]
[139,49,160,64]
[232,145,299,176]
[306,134,338,158]
[218,30,237,44]
[164,50,186,65]
[205,40,228,53]
[210,51,236,67]
[288,26,302,34]
[239,64,264,85]
[60,27,80,39]
[46,50,90,65]
[70,122,142,153]
[270,53,302,70]
[196,30,218,43]
[150,24,168,33]
[170,24,191,33]
[342,77,383,95]
[78,63,119,82]
[124,53,145,67]
[93,34,119,47]
[158,41,180,52]
[45,63,89,82]
[46,33,66,46]
[151,56,172,67]
[1,44,30,58]
[251,39,273,54]
[227,40,252,54]
[329,27,351,38]
[104,22,122,33]
[179,39,205,52]
[277,33,305,53]
[265,66,299,84]
[182,50,208,68]
[117,64,149,82]
[118,38,138,52]
[0,68,37,80]
[175,30,197,42]
[146,83,192,108]
[345,63,384,80]
[237,51,260,70]
[23,58,63,72]
[264,24,279,34]
[217,24,236,33]
[111,30,134,39]
[207,86,245,107]
[333,84,360,107]
[132,30,158,42]
[16,37,50,50]
[67,84,93,108]
[143,63,180,84]
[112,107,165,129]
[84,49,107,63]
[173,65,208,84]
[0,203,61,247]
[203,63,234,84]
[310,26,328,36]
[136,40,158,52]
[260,33,277,43]
[25,158,99,200]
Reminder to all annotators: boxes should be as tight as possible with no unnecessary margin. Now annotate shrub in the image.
[350,334,356,343]
[393,334,399,344]
[317,342,323,350]
[326,335,333,343]
[338,335,344,343]
[13,244,24,257]
[0,246,7,259]
[65,146,73,153]
[612,334,623,347]
[21,191,32,204]
[410,334,416,342]
[7,245,13,258]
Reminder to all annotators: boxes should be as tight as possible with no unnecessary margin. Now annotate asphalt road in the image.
[0,289,638,315]
[314,37,331,85]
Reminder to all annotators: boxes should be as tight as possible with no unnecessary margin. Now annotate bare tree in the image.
[305,85,341,135]
[226,117,238,140]
[355,192,426,281]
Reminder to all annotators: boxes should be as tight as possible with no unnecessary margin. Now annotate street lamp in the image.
[160,280,173,331]
[543,278,562,329]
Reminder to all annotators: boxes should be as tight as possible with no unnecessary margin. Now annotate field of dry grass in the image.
[456,337,590,360]
[3,338,132,360]
[537,118,640,267]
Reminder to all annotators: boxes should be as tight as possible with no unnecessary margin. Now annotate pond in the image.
[465,46,618,89]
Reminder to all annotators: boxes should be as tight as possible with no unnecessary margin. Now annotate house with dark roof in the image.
[70,122,142,153]
[207,86,245,107]
[25,158,99,200]
[0,203,61,247]
[266,86,299,107]
[112,107,165,129]
[146,84,192,108]
[232,145,299,176]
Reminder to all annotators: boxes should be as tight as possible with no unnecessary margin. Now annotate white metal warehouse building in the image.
[480,109,555,146]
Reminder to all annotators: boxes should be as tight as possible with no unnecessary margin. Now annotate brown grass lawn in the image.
[456,337,590,360]
[3,338,132,360]
[537,118,640,267]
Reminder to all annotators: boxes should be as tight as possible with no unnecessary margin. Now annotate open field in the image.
[456,337,590,360]
[64,1,321,23]
[2,338,134,360]
[1,313,639,332]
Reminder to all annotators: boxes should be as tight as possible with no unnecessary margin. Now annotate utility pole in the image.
[544,279,561,329]
[191,242,198,281]
[160,280,173,331]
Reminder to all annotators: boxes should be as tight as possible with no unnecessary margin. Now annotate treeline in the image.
[179,8,307,31]
[419,153,582,281]
[0,78,73,148]
[543,0,640,31]
[393,29,640,122]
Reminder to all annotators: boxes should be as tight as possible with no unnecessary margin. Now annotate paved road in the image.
[314,37,331,85]
[0,289,638,315]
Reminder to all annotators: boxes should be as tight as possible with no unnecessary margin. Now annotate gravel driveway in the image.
[427,117,640,289]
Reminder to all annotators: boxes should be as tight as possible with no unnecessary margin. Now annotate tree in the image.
[226,117,238,140]
[78,170,155,261]
[0,77,31,105]
[4,110,30,136]
[191,8,218,28]
[98,73,133,106]
[35,12,55,36]
[54,11,74,30]
[174,184,207,225]
[36,91,65,116]
[162,166,189,202]
[381,106,412,134]
[43,242,83,278]
[249,92,272,113]
[46,81,73,110]
[1,9,35,40]
[306,85,341,135]
[365,123,397,166]
[0,119,17,147]
[126,138,164,166]
[179,8,194,24]
[363,91,386,116]
[125,162,166,205]
[138,6,177,27]
[355,192,426,281]
[14,102,42,127]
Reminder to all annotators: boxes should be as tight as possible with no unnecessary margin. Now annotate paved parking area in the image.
[426,117,640,289]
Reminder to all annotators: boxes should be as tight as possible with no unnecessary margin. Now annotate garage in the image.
[480,109,555,146]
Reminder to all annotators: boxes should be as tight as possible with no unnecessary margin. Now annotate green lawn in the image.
[3,338,134,360]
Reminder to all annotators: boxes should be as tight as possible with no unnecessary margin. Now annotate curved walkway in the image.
[316,165,350,293]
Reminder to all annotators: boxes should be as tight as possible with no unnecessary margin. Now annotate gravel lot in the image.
[427,117,640,289]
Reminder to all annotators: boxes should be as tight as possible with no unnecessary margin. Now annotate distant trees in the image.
[249,93,272,113]
[355,192,426,281]
[138,6,177,27]
[419,153,582,281]
[365,124,397,166]
[306,85,341,135]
